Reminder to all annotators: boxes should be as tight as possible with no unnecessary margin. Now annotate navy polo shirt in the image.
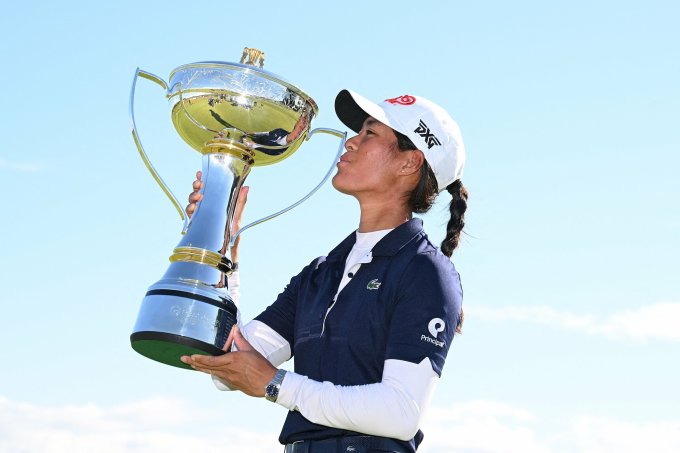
[255,218,463,450]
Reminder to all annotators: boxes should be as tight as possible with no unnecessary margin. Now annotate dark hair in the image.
[395,130,468,333]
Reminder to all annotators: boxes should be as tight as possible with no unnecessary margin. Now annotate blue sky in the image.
[1,0,679,451]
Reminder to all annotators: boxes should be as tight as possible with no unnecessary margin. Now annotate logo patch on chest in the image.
[367,279,382,290]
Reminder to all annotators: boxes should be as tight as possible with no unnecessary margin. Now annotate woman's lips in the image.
[337,155,351,167]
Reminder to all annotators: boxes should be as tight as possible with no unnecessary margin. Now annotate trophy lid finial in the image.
[240,47,265,68]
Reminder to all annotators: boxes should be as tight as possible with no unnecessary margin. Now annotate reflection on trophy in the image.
[129,50,346,369]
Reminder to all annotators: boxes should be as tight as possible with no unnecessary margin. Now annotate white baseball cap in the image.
[335,89,465,192]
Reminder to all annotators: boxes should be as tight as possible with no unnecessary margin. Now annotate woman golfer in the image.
[182,89,468,453]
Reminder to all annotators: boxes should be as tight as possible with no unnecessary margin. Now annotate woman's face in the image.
[332,117,407,197]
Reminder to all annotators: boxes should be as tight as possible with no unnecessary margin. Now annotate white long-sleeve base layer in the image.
[278,357,438,441]
[213,319,439,441]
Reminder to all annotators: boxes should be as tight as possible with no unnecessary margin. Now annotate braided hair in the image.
[394,131,468,333]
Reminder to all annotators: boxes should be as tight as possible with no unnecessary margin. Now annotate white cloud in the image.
[0,158,40,172]
[469,302,680,342]
[417,401,680,453]
[2,395,680,453]
[572,416,680,453]
[0,395,275,453]
[418,401,550,453]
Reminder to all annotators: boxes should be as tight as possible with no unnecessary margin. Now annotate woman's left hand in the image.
[181,326,277,398]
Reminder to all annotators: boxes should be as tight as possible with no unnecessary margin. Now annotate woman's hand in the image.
[185,170,204,218]
[181,326,277,398]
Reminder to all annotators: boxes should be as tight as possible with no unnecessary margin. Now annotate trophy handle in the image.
[130,68,190,233]
[230,128,347,246]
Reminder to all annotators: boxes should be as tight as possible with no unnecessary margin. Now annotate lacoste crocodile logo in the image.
[367,279,382,290]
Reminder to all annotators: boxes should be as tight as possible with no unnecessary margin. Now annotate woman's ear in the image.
[400,150,425,176]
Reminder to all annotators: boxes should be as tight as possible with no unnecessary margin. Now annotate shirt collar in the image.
[371,218,424,257]
[326,229,358,263]
[327,218,424,261]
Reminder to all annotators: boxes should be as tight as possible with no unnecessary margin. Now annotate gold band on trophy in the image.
[169,247,236,275]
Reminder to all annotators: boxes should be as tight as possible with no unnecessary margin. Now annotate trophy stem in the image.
[179,151,251,260]
[131,151,251,369]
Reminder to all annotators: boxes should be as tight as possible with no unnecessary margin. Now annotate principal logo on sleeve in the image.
[421,317,445,347]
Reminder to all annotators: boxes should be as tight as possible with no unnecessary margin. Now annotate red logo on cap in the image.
[385,95,416,106]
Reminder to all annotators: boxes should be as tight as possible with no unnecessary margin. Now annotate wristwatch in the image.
[264,369,287,402]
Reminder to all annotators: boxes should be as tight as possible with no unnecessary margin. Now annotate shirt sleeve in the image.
[385,252,463,376]
[275,358,439,441]
[253,258,322,350]
[240,320,291,366]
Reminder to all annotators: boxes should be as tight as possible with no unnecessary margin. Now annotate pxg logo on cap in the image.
[414,120,441,149]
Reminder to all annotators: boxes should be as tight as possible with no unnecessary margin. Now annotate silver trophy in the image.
[129,49,346,369]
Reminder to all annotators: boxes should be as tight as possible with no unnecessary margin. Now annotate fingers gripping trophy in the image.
[129,49,346,369]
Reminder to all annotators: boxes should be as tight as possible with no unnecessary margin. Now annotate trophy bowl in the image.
[168,61,318,165]
[129,53,344,369]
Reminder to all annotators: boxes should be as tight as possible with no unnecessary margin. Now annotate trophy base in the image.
[131,331,226,370]
[131,285,238,370]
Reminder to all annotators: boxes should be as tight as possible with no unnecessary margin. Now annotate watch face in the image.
[266,383,279,400]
